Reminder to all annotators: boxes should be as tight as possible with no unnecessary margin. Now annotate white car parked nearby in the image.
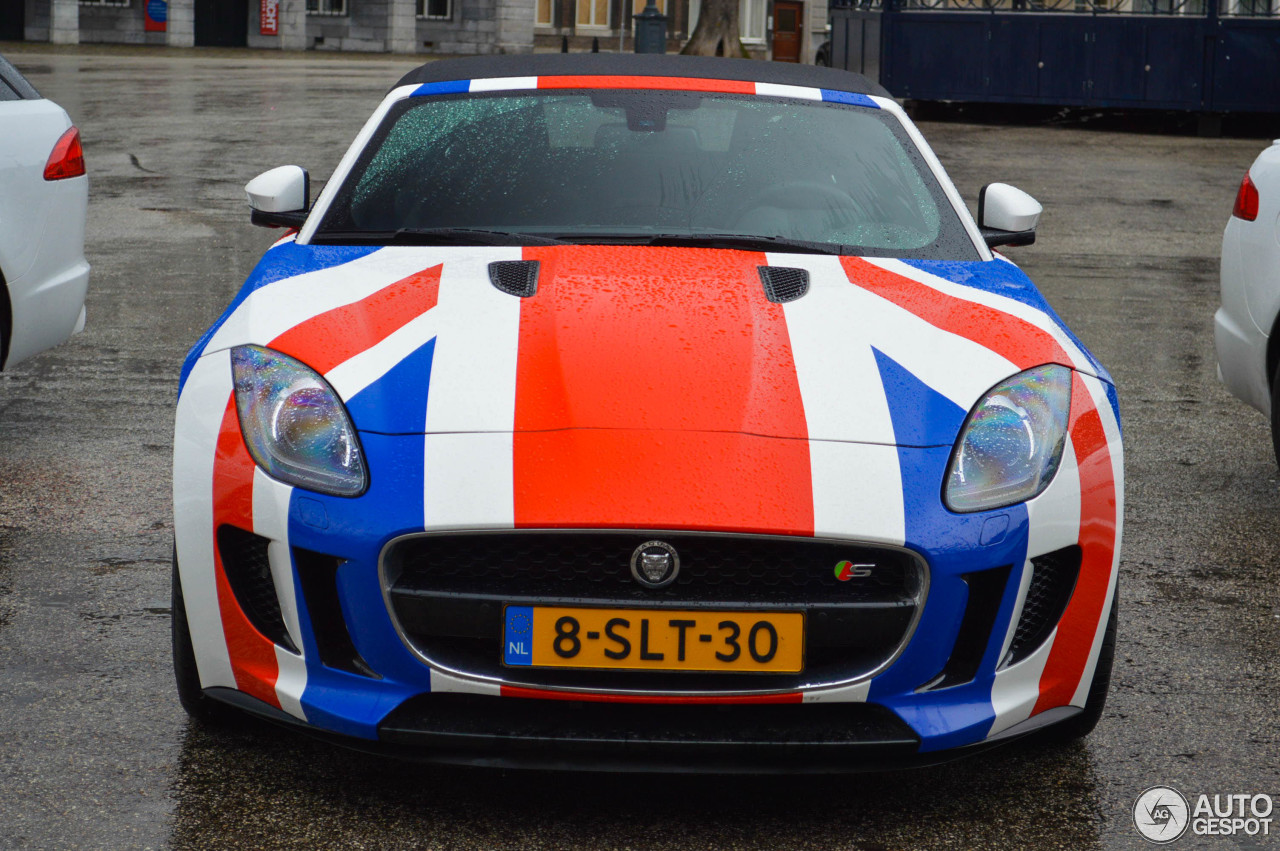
[0,53,90,371]
[1216,140,1280,463]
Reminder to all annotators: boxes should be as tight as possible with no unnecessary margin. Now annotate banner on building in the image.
[144,0,167,32]
[261,0,279,36]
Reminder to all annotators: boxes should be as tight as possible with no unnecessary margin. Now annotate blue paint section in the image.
[178,242,379,394]
[285,430,430,739]
[865,380,1032,750]
[1104,381,1123,438]
[345,338,437,434]
[821,89,879,108]
[901,259,1113,384]
[872,348,967,447]
[504,607,534,666]
[412,80,470,97]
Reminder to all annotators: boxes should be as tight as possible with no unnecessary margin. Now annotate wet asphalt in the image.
[0,44,1277,851]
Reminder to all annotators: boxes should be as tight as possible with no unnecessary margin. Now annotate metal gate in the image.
[830,0,1280,113]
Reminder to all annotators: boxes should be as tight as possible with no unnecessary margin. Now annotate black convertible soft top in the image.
[393,54,890,99]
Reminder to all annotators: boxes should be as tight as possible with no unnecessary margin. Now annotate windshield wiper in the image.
[311,228,568,247]
[550,232,848,255]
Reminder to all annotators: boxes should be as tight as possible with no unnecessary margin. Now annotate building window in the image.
[417,0,452,17]
[575,0,610,27]
[79,0,130,6]
[306,0,347,15]
[536,0,554,26]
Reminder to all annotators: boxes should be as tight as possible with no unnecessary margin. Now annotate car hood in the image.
[192,241,1108,447]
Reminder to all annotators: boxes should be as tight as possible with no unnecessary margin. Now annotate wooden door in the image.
[772,0,803,63]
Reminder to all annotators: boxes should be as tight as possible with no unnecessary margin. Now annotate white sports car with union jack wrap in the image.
[172,54,1123,769]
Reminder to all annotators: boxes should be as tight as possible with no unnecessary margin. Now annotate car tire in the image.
[1270,366,1280,470]
[172,549,240,726]
[1036,584,1118,745]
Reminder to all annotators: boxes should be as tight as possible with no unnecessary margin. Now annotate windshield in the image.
[314,89,980,260]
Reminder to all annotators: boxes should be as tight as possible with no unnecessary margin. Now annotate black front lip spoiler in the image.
[201,687,1048,774]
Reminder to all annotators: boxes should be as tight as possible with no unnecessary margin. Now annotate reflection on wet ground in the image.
[170,718,1102,850]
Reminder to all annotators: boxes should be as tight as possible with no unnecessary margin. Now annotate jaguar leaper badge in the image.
[630,540,680,589]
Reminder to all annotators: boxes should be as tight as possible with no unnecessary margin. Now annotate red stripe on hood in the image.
[268,264,442,374]
[511,246,814,534]
[840,258,1070,371]
[1032,374,1118,715]
[212,396,282,708]
[537,75,755,94]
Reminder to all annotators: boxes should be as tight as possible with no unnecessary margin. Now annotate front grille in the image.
[217,525,296,653]
[758,266,810,303]
[1003,545,1082,667]
[383,531,926,691]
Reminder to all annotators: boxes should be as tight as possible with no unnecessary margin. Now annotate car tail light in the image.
[43,126,85,181]
[1232,171,1259,222]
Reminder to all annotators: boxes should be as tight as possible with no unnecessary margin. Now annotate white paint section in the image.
[423,249,523,433]
[995,435,1083,667]
[423,433,516,530]
[777,255,898,446]
[1069,373,1124,708]
[205,248,451,355]
[802,681,871,703]
[274,646,309,720]
[423,250,524,530]
[985,436,1081,738]
[469,76,538,92]
[252,470,305,658]
[867,258,1098,375]
[172,352,237,690]
[298,85,419,244]
[430,669,503,696]
[808,441,906,545]
[777,255,906,543]
[987,628,1057,738]
[755,82,822,101]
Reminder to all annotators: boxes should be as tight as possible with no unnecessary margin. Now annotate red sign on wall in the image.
[260,0,279,36]
[144,0,167,32]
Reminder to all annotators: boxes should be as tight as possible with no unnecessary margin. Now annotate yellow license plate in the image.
[502,606,804,673]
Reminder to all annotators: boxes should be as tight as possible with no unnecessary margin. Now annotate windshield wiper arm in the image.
[312,228,567,247]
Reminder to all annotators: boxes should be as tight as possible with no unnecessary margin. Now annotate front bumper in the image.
[174,352,1121,764]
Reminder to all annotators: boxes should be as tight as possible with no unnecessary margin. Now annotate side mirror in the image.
[246,165,310,229]
[978,183,1041,248]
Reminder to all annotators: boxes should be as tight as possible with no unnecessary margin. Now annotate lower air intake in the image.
[216,525,297,653]
[1003,545,1082,667]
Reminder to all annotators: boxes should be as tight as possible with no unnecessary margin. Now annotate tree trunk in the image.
[680,0,748,57]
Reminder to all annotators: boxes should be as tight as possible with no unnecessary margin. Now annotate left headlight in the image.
[945,364,1072,513]
[231,345,368,497]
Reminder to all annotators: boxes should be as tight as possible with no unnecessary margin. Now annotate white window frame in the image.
[307,0,347,16]
[417,0,453,19]
[574,0,612,30]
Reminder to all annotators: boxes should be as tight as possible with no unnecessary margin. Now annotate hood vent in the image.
[489,260,540,298]
[758,266,809,304]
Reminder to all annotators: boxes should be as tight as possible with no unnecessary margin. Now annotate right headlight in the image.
[231,345,368,497]
[945,364,1072,513]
